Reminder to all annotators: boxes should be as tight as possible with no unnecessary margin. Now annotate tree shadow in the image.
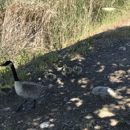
[1,25,130,130]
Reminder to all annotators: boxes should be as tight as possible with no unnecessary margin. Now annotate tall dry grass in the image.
[0,0,129,61]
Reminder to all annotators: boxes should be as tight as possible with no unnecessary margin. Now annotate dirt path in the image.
[1,37,130,130]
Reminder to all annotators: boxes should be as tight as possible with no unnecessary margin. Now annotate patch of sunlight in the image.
[104,104,120,110]
[120,105,126,110]
[32,122,39,126]
[32,117,41,126]
[96,65,105,72]
[127,103,130,107]
[4,107,11,111]
[70,97,83,107]
[66,106,72,110]
[117,86,126,91]
[123,98,130,102]
[109,70,126,83]
[57,78,64,87]
[112,63,117,67]
[33,117,42,122]
[71,79,75,83]
[118,98,130,107]
[71,54,85,62]
[126,88,130,94]
[85,114,93,119]
[81,85,87,88]
[51,108,58,112]
[110,119,118,126]
[94,107,115,118]
[50,124,55,128]
[78,78,89,84]
[117,98,130,108]
[127,69,130,73]
[49,118,55,122]
[94,125,101,129]
[49,118,55,128]
[83,128,88,130]
[97,62,101,65]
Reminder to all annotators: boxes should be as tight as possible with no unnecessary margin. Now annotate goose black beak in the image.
[0,61,13,66]
[0,64,5,66]
[0,63,7,66]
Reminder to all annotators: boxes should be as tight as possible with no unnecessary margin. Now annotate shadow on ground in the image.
[1,26,130,130]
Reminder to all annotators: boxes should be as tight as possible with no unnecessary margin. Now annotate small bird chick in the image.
[62,64,72,77]
[72,65,82,75]
[44,72,57,81]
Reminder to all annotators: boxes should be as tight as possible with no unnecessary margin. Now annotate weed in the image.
[1,120,15,130]
[18,69,27,81]
[0,0,5,12]
[41,53,59,65]
[116,118,127,127]
[17,49,30,66]
[0,66,13,88]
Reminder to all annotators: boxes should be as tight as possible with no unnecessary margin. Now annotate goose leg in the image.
[16,100,27,112]
[32,99,36,108]
[27,99,36,110]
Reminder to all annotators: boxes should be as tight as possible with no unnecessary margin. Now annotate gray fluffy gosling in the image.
[91,86,122,99]
[72,65,82,75]
[0,61,47,111]
[62,64,72,77]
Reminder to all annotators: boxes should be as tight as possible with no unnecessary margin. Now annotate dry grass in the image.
[0,3,5,35]
[1,0,130,61]
[0,0,105,61]
[1,0,58,60]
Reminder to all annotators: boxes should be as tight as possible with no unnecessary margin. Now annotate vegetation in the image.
[0,0,130,88]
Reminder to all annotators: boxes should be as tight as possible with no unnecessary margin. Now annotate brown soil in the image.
[1,37,130,130]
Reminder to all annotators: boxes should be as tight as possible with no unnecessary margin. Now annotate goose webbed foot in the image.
[27,100,36,110]
[16,100,27,112]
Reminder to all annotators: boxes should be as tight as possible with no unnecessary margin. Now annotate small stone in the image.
[64,97,68,102]
[39,121,50,129]
[38,78,41,81]
[22,125,26,129]
[28,122,31,125]
[126,121,130,125]
[31,128,37,130]
[18,120,23,124]
[27,128,37,130]
[119,46,126,51]
[38,101,42,104]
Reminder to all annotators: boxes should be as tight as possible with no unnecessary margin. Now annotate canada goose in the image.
[44,72,57,81]
[72,65,82,75]
[62,64,72,77]
[0,61,47,111]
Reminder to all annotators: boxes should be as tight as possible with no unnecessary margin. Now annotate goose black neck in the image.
[10,64,20,81]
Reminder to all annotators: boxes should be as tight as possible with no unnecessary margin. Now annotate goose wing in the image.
[21,82,47,99]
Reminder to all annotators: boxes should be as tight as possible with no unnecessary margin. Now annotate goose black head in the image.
[0,61,13,67]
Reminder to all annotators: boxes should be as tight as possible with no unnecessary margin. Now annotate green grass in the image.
[0,67,13,88]
[116,118,127,127]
